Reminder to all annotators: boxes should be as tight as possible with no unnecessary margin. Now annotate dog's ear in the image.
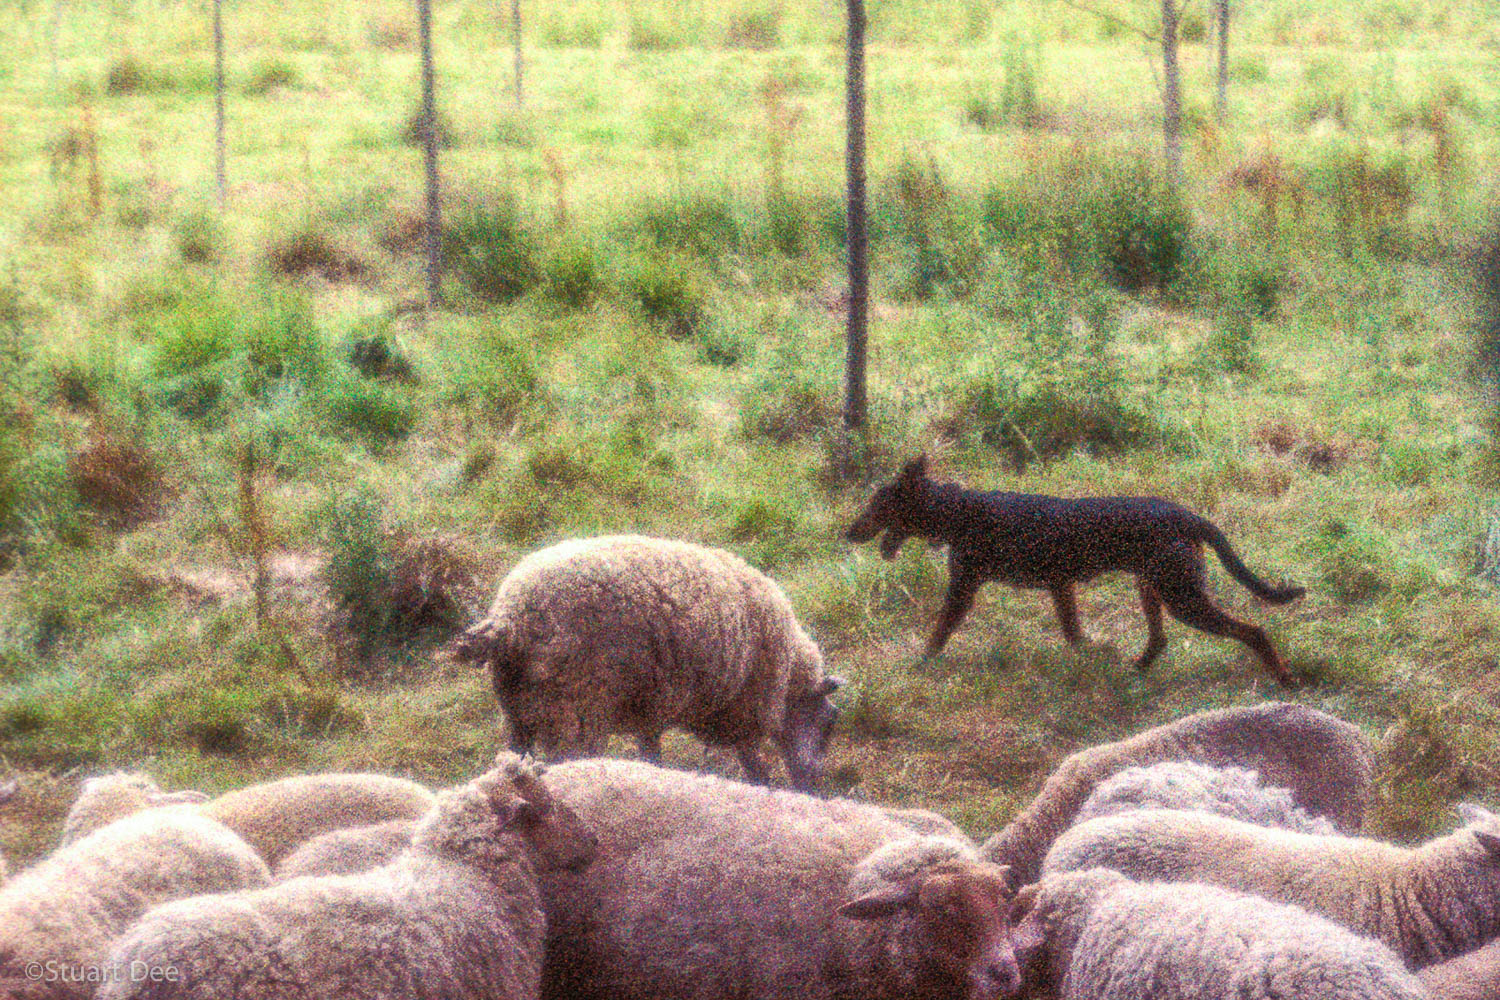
[899,454,928,482]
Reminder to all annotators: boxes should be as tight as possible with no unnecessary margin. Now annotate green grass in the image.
[2,0,1500,864]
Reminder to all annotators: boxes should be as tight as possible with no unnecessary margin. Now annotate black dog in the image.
[843,456,1305,687]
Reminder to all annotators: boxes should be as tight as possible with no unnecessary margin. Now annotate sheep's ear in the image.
[147,790,209,806]
[1475,830,1500,861]
[1458,802,1499,825]
[839,882,918,921]
[899,455,928,482]
[1010,883,1040,920]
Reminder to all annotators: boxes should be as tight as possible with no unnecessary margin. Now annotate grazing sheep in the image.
[450,535,844,791]
[273,819,415,880]
[97,755,596,1000]
[1042,803,1500,968]
[536,758,1016,1000]
[978,702,1373,884]
[1418,937,1500,1000]
[60,770,435,863]
[1073,760,1338,834]
[0,811,270,1000]
[1010,868,1427,1000]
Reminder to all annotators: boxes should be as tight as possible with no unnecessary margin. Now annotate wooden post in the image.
[841,0,869,437]
[1161,0,1183,185]
[1214,0,1230,124]
[213,0,226,206]
[417,0,443,309]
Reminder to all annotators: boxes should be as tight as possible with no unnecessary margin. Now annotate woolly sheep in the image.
[96,755,597,1000]
[1073,760,1338,833]
[978,702,1373,884]
[1010,868,1427,1000]
[0,810,270,1000]
[60,770,435,863]
[0,778,15,883]
[536,758,1019,1000]
[273,819,415,879]
[1418,937,1500,1000]
[1042,803,1500,968]
[449,535,844,791]
[276,787,969,881]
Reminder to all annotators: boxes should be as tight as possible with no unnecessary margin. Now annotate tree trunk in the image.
[841,0,869,437]
[1161,0,1183,185]
[1214,0,1230,124]
[511,0,523,107]
[213,0,226,206]
[417,0,443,309]
[49,0,63,90]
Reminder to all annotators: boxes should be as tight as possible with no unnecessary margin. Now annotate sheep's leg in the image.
[1048,582,1086,645]
[737,744,771,785]
[506,718,537,755]
[926,570,981,657]
[1134,578,1167,672]
[637,733,663,763]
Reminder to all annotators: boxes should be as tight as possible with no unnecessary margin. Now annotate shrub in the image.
[741,360,838,443]
[444,198,541,303]
[322,374,416,446]
[267,226,367,282]
[174,210,225,264]
[627,253,705,337]
[635,193,741,255]
[147,294,241,379]
[1087,166,1191,293]
[104,56,159,95]
[627,14,688,51]
[243,291,328,391]
[399,105,457,149]
[346,326,415,382]
[542,238,602,309]
[243,58,299,95]
[444,332,542,425]
[1197,306,1259,375]
[724,8,782,49]
[68,430,165,530]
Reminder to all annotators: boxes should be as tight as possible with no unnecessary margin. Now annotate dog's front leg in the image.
[926,571,981,657]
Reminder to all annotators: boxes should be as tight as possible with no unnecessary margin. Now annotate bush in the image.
[399,105,457,149]
[104,56,162,95]
[174,210,225,264]
[627,253,705,338]
[445,199,541,303]
[68,430,165,530]
[444,332,542,425]
[724,8,782,49]
[243,58,299,95]
[542,239,603,309]
[1088,167,1191,292]
[635,193,741,255]
[322,374,416,446]
[346,326,415,382]
[268,226,367,282]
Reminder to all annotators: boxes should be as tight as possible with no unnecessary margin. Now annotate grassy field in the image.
[1,0,1499,865]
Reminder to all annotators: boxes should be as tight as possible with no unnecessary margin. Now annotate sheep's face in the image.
[843,455,932,561]
[840,861,1022,1000]
[782,676,844,793]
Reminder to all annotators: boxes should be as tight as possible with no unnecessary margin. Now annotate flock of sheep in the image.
[0,533,1497,1000]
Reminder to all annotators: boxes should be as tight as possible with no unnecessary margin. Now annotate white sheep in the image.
[1042,803,1500,968]
[96,755,597,1000]
[1072,760,1338,833]
[0,778,16,884]
[0,810,270,1000]
[273,819,415,880]
[978,702,1373,885]
[536,757,1019,1000]
[1418,936,1500,1000]
[449,535,844,791]
[60,770,435,863]
[1010,868,1428,1000]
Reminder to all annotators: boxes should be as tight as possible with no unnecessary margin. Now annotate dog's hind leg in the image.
[1155,580,1299,688]
[1135,579,1167,672]
[1048,583,1086,646]
[926,571,981,657]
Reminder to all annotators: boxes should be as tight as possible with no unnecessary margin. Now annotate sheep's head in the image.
[1458,802,1500,862]
[781,674,843,793]
[1008,869,1128,995]
[485,754,597,872]
[839,858,1021,1000]
[60,772,209,846]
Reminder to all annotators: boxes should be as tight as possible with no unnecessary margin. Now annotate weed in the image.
[174,210,225,264]
[321,374,416,447]
[1087,165,1191,293]
[104,55,160,95]
[68,429,165,530]
[627,253,705,337]
[542,238,602,310]
[346,327,415,383]
[725,8,782,49]
[243,58,299,95]
[268,226,367,282]
[444,198,541,303]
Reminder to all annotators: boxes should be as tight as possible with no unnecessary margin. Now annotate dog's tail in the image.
[1193,518,1306,603]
